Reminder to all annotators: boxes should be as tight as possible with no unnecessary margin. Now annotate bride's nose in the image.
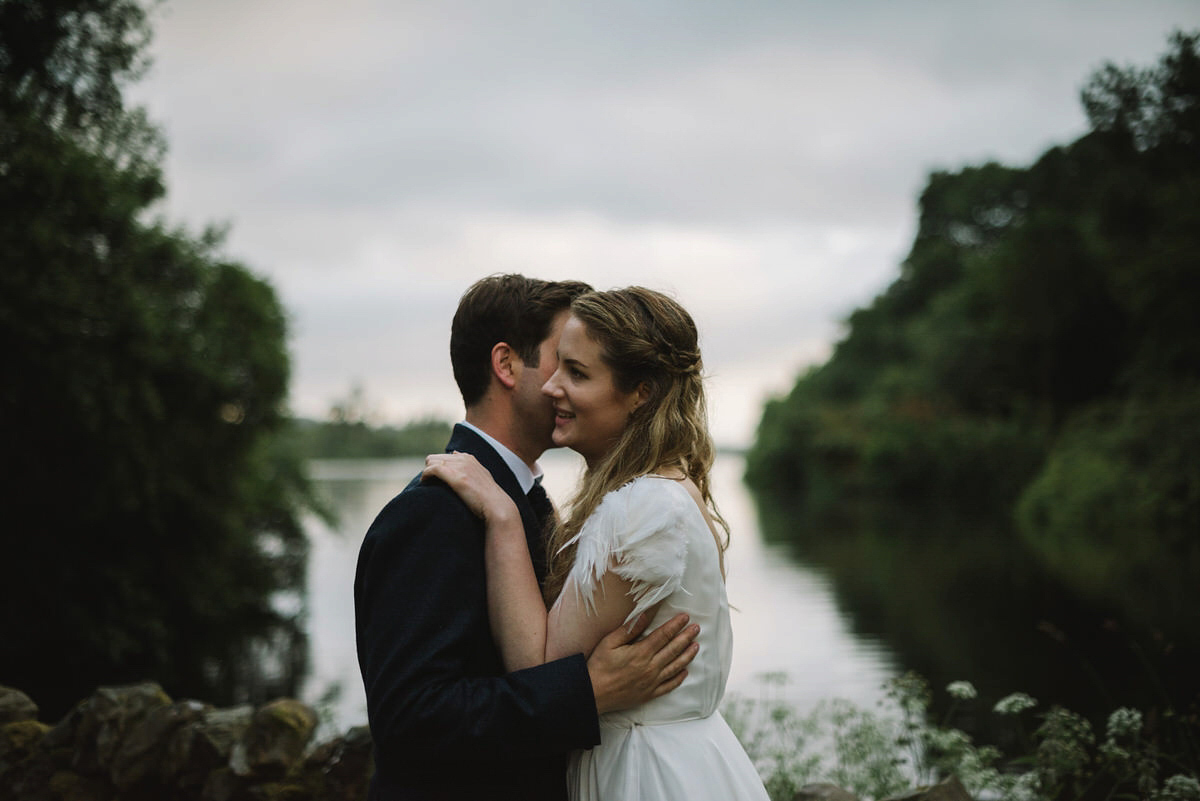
[542,371,563,397]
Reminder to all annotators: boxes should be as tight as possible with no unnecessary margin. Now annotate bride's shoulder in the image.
[570,476,695,621]
[589,474,692,527]
[605,472,688,500]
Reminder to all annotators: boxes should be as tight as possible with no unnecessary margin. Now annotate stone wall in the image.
[0,683,372,801]
[1,684,975,801]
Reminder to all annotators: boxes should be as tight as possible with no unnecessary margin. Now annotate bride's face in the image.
[542,316,643,468]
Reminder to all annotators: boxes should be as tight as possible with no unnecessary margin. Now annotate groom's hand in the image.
[586,612,699,715]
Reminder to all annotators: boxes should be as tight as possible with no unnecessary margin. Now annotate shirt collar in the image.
[459,420,543,494]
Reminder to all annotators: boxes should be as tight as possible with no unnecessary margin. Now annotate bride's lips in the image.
[554,407,575,425]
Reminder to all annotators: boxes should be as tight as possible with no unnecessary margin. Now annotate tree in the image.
[747,29,1200,568]
[0,0,321,718]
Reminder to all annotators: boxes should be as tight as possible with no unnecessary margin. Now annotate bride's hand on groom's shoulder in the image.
[422,452,518,526]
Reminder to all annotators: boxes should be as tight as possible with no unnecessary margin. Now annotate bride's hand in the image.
[422,452,518,526]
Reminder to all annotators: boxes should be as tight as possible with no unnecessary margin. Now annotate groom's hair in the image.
[451,274,592,407]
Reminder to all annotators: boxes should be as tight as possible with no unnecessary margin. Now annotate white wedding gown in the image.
[560,476,770,801]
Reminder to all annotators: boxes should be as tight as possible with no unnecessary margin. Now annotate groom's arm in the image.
[355,485,600,763]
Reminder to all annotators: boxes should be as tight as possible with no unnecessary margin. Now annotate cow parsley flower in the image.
[1157,774,1200,801]
[993,692,1037,715]
[947,681,977,700]
[1106,707,1143,740]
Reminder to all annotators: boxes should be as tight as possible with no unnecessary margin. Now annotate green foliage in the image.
[0,0,323,718]
[746,31,1200,647]
[726,673,1200,801]
[1016,388,1200,639]
[746,384,1046,529]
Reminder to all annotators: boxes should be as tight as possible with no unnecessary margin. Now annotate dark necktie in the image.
[527,480,554,534]
[526,480,554,581]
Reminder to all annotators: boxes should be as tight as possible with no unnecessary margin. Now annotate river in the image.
[299,451,900,734]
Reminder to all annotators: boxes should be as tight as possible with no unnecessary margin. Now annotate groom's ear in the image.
[491,342,518,389]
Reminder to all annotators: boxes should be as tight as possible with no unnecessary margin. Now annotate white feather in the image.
[562,477,691,625]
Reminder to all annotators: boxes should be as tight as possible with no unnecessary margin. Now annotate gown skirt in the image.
[569,711,768,801]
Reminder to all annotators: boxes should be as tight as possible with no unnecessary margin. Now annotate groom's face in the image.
[512,310,570,456]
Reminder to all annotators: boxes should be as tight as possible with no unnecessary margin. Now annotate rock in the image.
[881,775,974,801]
[1,684,373,801]
[202,766,251,801]
[794,783,861,801]
[110,699,207,792]
[230,699,317,780]
[47,682,171,776]
[164,703,251,793]
[252,782,312,801]
[0,688,38,725]
[47,770,112,801]
[0,720,53,796]
[0,720,50,764]
[304,725,373,801]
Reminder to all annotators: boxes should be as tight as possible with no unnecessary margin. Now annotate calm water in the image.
[300,451,899,734]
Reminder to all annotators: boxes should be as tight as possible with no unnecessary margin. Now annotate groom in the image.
[355,275,700,800]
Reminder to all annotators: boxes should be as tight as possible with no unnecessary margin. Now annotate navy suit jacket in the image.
[355,424,601,800]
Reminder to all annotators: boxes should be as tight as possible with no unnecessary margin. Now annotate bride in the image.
[424,287,769,800]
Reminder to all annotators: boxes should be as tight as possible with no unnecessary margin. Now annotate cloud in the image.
[130,0,1200,445]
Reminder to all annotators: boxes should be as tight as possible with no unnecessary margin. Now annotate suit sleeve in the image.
[355,483,601,763]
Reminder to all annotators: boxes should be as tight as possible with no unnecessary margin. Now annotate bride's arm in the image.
[546,568,634,659]
[488,509,651,670]
[479,503,550,670]
[423,453,650,672]
[423,453,548,670]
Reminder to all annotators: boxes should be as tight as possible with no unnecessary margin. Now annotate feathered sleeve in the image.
[562,477,691,626]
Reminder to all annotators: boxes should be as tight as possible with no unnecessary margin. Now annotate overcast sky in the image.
[129,0,1200,446]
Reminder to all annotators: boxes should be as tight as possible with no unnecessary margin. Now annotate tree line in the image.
[288,383,453,459]
[746,32,1200,642]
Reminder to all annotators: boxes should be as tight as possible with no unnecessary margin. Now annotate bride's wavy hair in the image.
[543,286,730,604]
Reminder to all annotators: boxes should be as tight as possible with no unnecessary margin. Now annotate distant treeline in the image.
[287,417,454,459]
[746,32,1200,640]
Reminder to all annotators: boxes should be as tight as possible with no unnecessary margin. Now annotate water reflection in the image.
[753,494,1200,747]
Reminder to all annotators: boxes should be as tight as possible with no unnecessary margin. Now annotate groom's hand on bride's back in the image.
[587,612,699,714]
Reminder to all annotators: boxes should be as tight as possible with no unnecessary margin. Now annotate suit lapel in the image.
[446,424,550,584]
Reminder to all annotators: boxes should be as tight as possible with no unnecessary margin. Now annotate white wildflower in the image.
[1106,707,1143,740]
[1156,774,1200,801]
[993,692,1037,715]
[925,727,971,752]
[947,681,977,700]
